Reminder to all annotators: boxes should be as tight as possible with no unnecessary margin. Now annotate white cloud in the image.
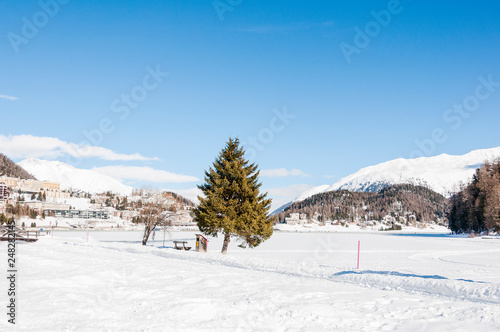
[264,184,317,212]
[0,94,18,101]
[0,134,158,161]
[260,168,309,178]
[93,166,199,184]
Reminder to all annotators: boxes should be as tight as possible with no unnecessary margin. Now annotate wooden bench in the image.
[173,241,191,251]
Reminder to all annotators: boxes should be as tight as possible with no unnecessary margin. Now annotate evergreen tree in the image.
[194,138,274,255]
[448,159,500,233]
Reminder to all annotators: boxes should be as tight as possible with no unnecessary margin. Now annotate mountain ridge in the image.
[327,147,500,196]
[272,146,500,214]
[18,158,133,195]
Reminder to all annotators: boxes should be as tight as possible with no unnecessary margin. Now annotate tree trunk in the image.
[221,232,231,255]
[142,223,153,245]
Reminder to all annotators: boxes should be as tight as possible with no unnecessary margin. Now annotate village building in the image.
[0,176,19,187]
[285,213,308,225]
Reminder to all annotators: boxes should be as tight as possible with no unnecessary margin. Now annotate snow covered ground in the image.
[274,223,451,233]
[1,231,499,331]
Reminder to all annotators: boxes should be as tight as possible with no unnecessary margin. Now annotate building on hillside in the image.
[44,190,70,199]
[111,209,140,220]
[0,183,10,201]
[43,209,109,219]
[13,178,69,198]
[285,213,308,225]
[93,195,108,205]
[0,176,19,188]
[0,183,14,215]
[90,203,103,210]
[42,181,68,198]
[312,211,322,222]
[19,179,44,193]
[43,181,60,190]
[25,202,72,213]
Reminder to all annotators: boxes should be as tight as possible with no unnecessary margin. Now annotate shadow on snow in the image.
[334,270,486,283]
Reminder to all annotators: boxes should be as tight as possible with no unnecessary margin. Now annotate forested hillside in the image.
[276,184,447,224]
[448,159,500,233]
[0,153,36,180]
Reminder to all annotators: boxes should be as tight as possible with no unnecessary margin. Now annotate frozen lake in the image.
[53,230,500,283]
[1,230,499,330]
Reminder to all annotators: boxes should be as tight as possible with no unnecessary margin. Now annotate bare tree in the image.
[140,193,178,246]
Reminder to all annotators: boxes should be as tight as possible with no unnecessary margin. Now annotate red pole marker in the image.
[357,240,360,270]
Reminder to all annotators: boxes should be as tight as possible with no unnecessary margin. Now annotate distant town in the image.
[0,175,196,230]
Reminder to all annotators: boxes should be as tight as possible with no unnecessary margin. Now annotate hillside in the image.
[0,153,36,180]
[18,158,133,195]
[276,184,447,224]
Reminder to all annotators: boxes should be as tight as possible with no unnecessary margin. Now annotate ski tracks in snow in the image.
[89,240,500,306]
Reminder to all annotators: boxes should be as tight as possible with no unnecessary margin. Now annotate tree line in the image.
[0,153,36,179]
[448,159,500,233]
[276,184,447,224]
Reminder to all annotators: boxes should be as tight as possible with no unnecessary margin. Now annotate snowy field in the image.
[1,231,499,331]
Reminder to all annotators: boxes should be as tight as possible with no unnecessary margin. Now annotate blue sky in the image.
[1,0,500,209]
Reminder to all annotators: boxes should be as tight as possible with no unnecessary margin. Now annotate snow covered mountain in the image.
[273,147,500,214]
[294,184,331,202]
[272,184,330,214]
[18,159,133,196]
[326,147,500,197]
